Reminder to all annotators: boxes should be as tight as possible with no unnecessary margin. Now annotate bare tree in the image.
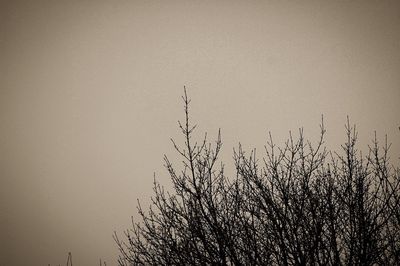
[115,89,400,265]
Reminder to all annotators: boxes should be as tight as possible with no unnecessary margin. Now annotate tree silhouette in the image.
[115,89,400,265]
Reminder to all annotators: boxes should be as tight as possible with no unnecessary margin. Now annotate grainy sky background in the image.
[1,1,399,265]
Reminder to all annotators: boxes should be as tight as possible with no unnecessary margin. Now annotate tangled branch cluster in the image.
[115,91,400,265]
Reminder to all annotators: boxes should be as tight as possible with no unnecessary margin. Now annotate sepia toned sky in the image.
[1,1,399,265]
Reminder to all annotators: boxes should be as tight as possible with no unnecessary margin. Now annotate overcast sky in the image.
[1,1,399,265]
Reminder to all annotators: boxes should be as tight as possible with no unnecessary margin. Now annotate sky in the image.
[1,1,399,265]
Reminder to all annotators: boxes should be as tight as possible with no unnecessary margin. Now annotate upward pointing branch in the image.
[182,86,197,183]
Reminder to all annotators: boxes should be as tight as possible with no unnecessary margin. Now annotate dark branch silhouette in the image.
[115,89,400,265]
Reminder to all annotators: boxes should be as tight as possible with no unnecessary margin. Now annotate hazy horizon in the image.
[1,1,399,265]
